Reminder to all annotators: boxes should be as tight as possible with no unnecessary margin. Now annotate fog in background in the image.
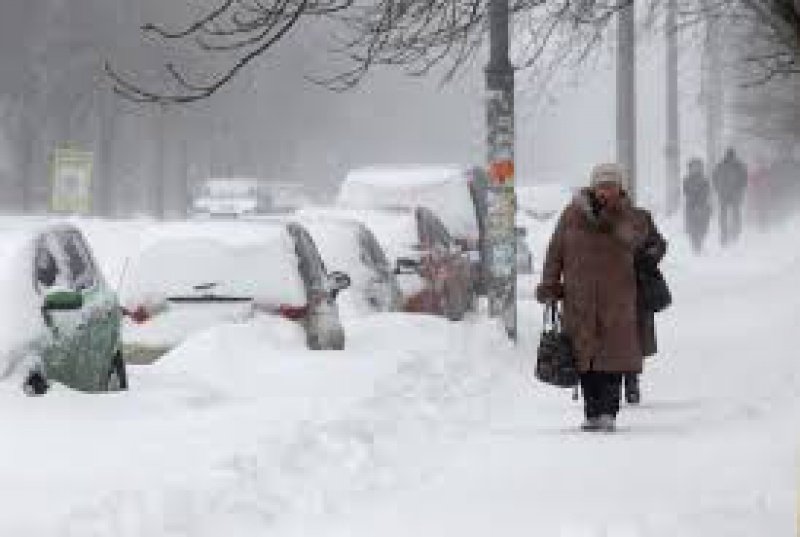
[0,1,728,216]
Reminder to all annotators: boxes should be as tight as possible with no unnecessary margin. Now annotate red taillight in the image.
[122,305,151,325]
[278,304,308,320]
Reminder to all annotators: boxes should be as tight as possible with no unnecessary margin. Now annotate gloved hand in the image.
[536,282,564,304]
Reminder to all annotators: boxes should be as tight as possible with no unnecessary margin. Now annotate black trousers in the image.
[719,201,743,246]
[580,372,622,419]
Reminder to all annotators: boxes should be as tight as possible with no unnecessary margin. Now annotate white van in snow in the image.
[191,178,271,218]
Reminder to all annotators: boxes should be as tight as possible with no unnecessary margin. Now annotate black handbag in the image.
[535,302,579,388]
[637,265,672,313]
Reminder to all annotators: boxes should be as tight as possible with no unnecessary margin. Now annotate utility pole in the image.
[665,0,681,215]
[617,0,637,201]
[486,0,517,341]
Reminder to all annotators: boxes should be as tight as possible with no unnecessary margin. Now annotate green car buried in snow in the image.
[6,223,126,394]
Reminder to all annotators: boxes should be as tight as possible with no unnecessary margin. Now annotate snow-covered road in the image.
[0,217,796,536]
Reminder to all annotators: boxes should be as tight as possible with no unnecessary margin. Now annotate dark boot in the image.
[624,373,640,405]
[581,417,601,431]
[580,372,602,431]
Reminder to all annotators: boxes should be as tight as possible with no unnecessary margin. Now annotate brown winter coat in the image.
[537,189,648,374]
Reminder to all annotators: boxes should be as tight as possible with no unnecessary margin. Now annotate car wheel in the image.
[23,370,49,396]
[465,285,478,312]
[307,329,345,350]
[306,331,322,350]
[105,353,128,392]
[443,285,465,322]
[329,329,345,351]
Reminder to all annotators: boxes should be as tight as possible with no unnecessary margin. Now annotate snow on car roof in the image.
[0,219,60,378]
[337,166,479,240]
[0,218,89,273]
[136,221,289,247]
[0,216,75,237]
[121,221,307,308]
[297,207,418,264]
[201,177,262,186]
[292,212,365,270]
[343,166,464,187]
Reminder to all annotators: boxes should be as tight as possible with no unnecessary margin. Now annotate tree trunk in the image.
[617,1,637,201]
[705,6,724,173]
[665,0,681,215]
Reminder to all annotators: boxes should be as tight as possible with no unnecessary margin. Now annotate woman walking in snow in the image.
[537,163,647,432]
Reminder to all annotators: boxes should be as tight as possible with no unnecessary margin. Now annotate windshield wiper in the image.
[167,295,253,303]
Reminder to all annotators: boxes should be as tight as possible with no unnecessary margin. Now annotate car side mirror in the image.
[43,289,83,311]
[394,257,421,275]
[328,271,352,298]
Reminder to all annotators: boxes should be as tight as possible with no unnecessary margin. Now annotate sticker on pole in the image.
[51,146,93,214]
[489,160,515,185]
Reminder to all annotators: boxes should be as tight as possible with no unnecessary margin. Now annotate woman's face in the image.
[594,180,622,206]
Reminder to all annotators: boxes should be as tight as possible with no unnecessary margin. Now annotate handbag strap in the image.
[543,301,562,330]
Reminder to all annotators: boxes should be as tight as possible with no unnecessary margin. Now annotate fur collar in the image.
[572,188,600,226]
[571,188,632,227]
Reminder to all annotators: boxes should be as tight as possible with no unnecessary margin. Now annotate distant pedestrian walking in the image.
[712,148,748,246]
[537,163,647,432]
[683,158,712,254]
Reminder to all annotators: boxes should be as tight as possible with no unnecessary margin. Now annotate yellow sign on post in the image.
[51,146,93,214]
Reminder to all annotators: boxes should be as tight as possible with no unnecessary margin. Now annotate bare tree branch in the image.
[106,0,800,104]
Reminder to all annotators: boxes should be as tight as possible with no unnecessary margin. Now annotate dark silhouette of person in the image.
[712,148,748,246]
[683,158,712,254]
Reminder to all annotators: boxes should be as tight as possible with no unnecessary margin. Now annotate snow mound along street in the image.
[57,313,521,536]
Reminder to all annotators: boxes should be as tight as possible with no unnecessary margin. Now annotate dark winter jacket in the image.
[683,172,711,211]
[633,209,667,358]
[537,189,648,374]
[683,171,712,233]
[713,153,748,205]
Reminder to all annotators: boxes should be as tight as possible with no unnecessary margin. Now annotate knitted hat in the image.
[590,163,629,192]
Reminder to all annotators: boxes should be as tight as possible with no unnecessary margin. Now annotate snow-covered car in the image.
[293,210,403,314]
[120,221,351,363]
[337,166,483,292]
[190,178,271,218]
[0,222,125,395]
[308,207,474,321]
